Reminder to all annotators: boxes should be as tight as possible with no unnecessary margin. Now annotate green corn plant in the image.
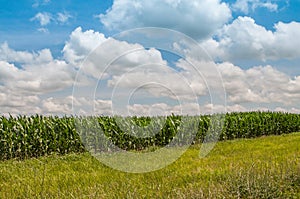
[0,112,299,160]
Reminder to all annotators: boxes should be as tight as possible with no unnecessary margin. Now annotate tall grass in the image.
[0,133,299,198]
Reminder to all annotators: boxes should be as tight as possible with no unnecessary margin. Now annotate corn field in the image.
[0,115,85,160]
[0,111,299,160]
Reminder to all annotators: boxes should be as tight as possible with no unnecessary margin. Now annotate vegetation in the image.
[0,115,85,160]
[0,112,300,160]
[0,133,299,198]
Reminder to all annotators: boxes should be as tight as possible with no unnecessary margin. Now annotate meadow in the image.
[0,112,299,198]
[0,133,299,198]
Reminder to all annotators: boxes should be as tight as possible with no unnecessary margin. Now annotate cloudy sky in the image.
[0,0,300,116]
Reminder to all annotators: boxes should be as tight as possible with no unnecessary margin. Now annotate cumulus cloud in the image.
[87,101,300,116]
[63,27,108,65]
[94,100,113,115]
[0,86,42,116]
[0,43,53,64]
[64,27,168,80]
[218,62,300,105]
[126,103,200,116]
[1,25,300,116]
[98,0,231,39]
[0,87,40,108]
[232,0,278,14]
[0,42,76,116]
[202,16,300,61]
[42,97,73,114]
[275,107,300,114]
[107,64,206,100]
[72,96,113,116]
[31,12,52,26]
[3,60,75,94]
[63,27,300,115]
[125,103,284,116]
[65,28,218,115]
[0,44,75,95]
[29,96,104,116]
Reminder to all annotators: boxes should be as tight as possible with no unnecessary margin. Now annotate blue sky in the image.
[1,0,299,52]
[0,0,300,115]
[229,0,300,27]
[0,0,112,55]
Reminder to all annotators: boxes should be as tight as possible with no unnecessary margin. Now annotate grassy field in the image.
[0,133,299,198]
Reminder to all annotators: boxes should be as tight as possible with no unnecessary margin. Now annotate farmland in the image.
[0,111,299,198]
[0,132,299,198]
[0,111,299,160]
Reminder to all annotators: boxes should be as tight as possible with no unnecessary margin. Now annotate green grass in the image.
[0,133,299,198]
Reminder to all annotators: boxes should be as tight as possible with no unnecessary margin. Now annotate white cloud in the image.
[65,28,215,114]
[0,61,19,80]
[232,0,278,14]
[0,87,40,108]
[57,12,72,24]
[42,97,72,114]
[63,27,108,65]
[65,27,300,114]
[30,11,72,28]
[32,0,51,8]
[63,27,168,80]
[0,86,42,116]
[0,60,75,95]
[0,43,53,64]
[94,100,113,115]
[0,43,76,95]
[98,0,231,39]
[42,95,112,115]
[37,28,49,33]
[125,103,266,116]
[272,107,300,114]
[31,12,52,26]
[217,62,300,105]
[126,103,199,116]
[72,97,113,116]
[1,25,300,116]
[107,65,206,100]
[202,17,300,61]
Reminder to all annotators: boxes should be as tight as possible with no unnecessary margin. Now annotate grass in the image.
[0,133,299,198]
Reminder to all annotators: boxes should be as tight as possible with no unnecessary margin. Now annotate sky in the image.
[0,0,300,116]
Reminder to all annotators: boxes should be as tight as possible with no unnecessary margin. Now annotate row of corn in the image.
[0,112,299,160]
